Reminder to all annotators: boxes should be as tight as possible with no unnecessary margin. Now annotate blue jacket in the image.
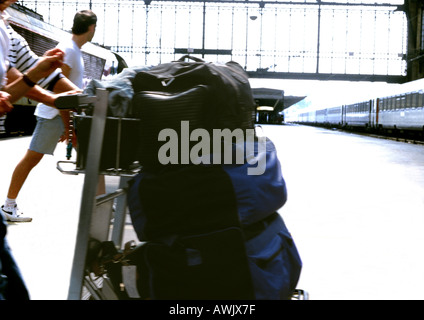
[221,137,302,299]
[127,137,302,299]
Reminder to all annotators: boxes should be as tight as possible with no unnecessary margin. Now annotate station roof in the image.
[252,87,306,112]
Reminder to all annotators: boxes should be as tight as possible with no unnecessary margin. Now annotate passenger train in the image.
[284,78,424,139]
[0,3,126,137]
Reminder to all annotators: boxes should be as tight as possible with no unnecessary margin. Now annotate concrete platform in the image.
[267,124,424,300]
[0,136,125,300]
[1,124,424,299]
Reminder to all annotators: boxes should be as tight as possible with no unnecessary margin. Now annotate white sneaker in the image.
[1,205,32,222]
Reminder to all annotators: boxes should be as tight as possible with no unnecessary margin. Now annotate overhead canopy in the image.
[284,95,307,110]
[252,88,306,112]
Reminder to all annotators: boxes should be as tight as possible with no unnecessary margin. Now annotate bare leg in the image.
[7,149,44,199]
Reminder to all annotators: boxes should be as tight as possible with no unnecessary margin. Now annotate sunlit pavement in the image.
[267,124,424,300]
[2,124,424,299]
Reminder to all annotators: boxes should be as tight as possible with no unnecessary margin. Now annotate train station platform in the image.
[1,124,424,300]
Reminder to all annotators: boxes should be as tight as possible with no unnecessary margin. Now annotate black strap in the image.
[243,212,279,241]
[177,55,204,62]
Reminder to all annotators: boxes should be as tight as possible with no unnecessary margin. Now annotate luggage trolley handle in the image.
[55,93,96,110]
[55,93,96,175]
[56,160,83,175]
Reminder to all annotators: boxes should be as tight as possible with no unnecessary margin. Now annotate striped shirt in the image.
[0,12,10,89]
[6,20,62,90]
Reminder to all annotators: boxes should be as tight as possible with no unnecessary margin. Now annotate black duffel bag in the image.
[132,56,256,168]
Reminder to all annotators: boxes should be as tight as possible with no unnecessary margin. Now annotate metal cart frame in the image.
[56,90,137,300]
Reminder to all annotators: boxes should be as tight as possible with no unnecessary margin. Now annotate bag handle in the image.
[177,55,204,63]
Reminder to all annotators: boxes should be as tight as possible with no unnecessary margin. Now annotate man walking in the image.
[1,9,97,222]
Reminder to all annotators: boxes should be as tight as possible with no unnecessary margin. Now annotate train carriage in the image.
[343,100,373,129]
[378,91,424,131]
[300,111,316,124]
[326,106,343,126]
[315,109,327,124]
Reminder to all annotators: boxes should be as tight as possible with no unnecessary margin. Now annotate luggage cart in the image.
[54,90,309,301]
[55,90,140,300]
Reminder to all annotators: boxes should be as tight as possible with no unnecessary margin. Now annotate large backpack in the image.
[127,164,256,299]
[131,56,256,168]
[127,139,302,300]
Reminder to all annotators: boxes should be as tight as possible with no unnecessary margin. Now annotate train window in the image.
[395,96,400,110]
[406,93,412,109]
[417,93,423,108]
[400,95,406,109]
[419,93,424,108]
[411,92,418,108]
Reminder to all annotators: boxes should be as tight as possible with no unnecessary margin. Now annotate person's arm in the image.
[54,76,81,145]
[50,57,80,144]
[3,48,64,102]
[8,23,78,94]
[60,63,72,79]
[7,67,56,106]
[6,67,81,106]
[52,75,80,93]
[7,24,59,90]
[0,91,13,116]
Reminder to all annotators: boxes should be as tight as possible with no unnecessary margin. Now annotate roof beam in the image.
[247,71,407,83]
[145,0,399,8]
